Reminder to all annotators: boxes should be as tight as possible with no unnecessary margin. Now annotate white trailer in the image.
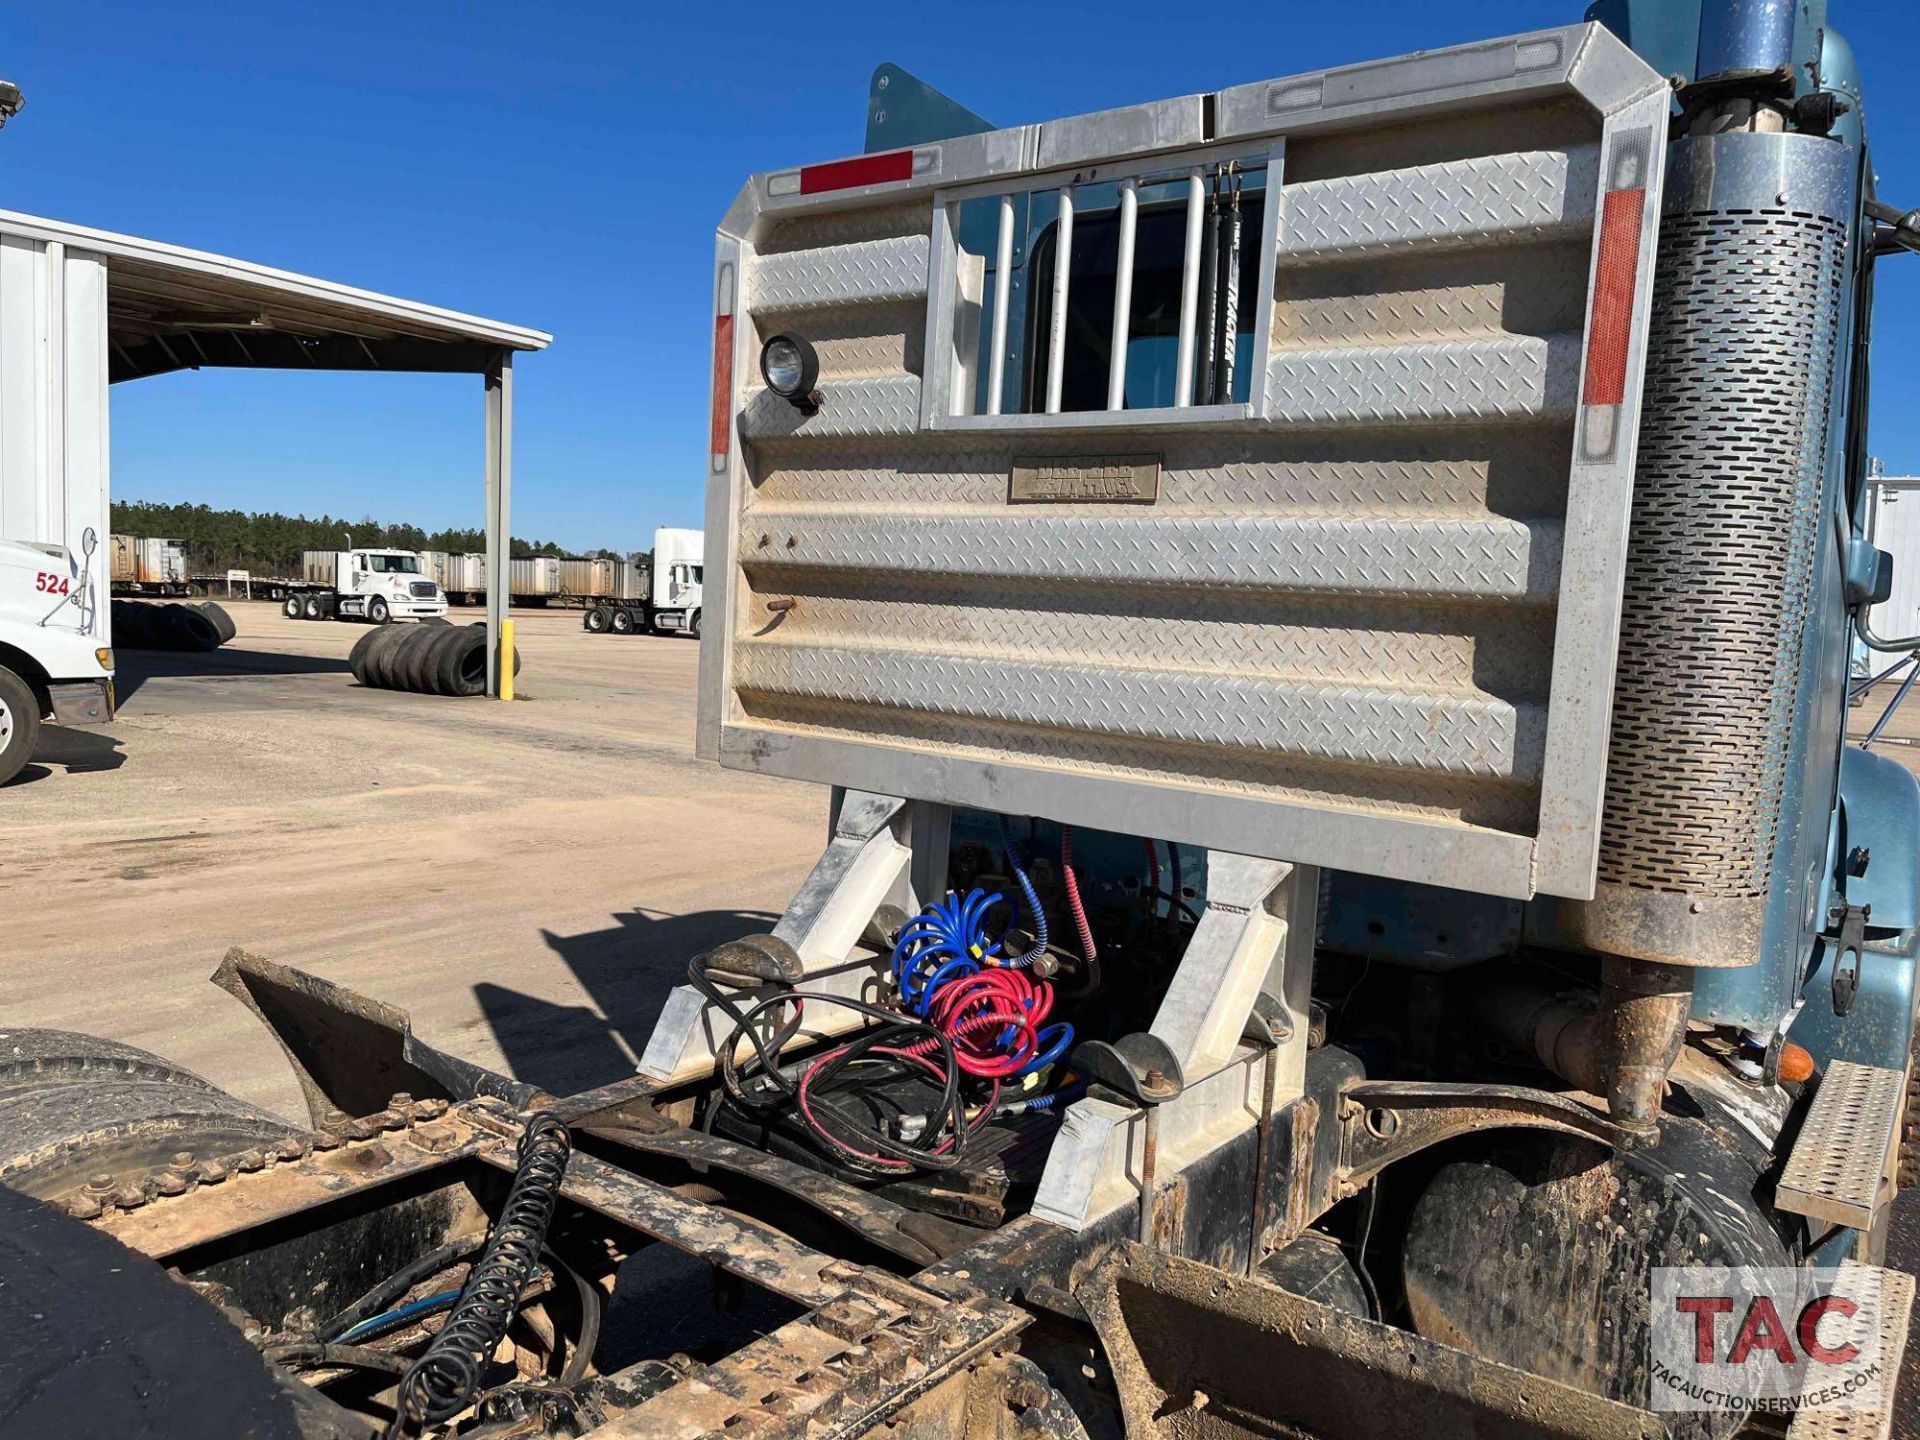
[280,547,448,624]
[108,534,190,596]
[1858,473,1920,683]
[581,527,701,637]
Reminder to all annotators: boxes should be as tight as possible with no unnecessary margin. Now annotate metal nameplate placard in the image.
[1010,455,1161,504]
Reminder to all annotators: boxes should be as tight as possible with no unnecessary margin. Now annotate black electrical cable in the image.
[385,1114,572,1439]
[548,1249,602,1386]
[318,1237,486,1343]
[1352,1178,1384,1323]
[687,952,979,1175]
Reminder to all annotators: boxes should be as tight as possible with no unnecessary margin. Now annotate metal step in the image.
[1777,1061,1906,1232]
[1785,1263,1914,1440]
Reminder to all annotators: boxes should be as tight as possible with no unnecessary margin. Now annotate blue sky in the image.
[5,0,1920,554]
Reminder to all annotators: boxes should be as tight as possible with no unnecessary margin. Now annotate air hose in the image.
[386,1114,572,1438]
[1060,825,1097,967]
[996,816,1048,967]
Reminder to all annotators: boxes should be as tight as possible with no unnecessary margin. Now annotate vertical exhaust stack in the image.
[1573,0,1856,1128]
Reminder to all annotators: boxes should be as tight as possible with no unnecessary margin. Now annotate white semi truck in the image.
[280,547,448,624]
[582,526,702,637]
[0,529,114,786]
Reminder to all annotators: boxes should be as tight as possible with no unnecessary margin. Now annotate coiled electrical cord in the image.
[386,1114,572,1438]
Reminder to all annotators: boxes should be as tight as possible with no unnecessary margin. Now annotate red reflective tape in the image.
[709,313,734,461]
[799,150,914,195]
[1582,187,1646,407]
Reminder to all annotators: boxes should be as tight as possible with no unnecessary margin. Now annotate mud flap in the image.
[1076,1241,1665,1440]
[211,948,539,1125]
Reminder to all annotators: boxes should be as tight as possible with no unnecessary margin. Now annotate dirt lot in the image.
[0,602,821,1119]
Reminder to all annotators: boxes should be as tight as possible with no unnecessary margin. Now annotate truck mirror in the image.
[81,527,97,556]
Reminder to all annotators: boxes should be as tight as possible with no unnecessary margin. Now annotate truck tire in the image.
[401,626,444,693]
[585,606,610,633]
[688,609,701,641]
[359,625,411,689]
[0,665,41,788]
[284,594,304,619]
[196,602,238,644]
[372,626,420,691]
[165,605,223,653]
[609,607,634,635]
[424,626,463,696]
[346,627,382,678]
[422,616,451,627]
[367,596,390,625]
[0,1029,306,1204]
[434,627,489,697]
[112,600,155,650]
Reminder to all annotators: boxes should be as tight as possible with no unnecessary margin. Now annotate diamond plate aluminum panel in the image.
[1784,1265,1913,1440]
[1273,242,1590,349]
[746,577,1555,697]
[749,428,1573,514]
[1278,146,1599,263]
[707,28,1668,902]
[738,511,1560,603]
[1265,334,1581,424]
[733,643,1542,780]
[738,376,922,440]
[750,234,930,313]
[754,201,930,256]
[1775,1061,1904,1232]
[735,696,1538,835]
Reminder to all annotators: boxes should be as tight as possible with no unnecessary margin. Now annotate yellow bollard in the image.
[499,618,515,702]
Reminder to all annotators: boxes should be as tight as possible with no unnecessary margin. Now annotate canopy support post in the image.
[484,349,513,698]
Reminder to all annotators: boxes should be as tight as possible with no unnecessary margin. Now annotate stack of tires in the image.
[110,600,235,653]
[348,621,519,697]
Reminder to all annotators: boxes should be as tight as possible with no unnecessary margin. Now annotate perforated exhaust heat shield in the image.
[1574,130,1854,968]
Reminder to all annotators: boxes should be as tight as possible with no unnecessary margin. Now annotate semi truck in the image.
[0,528,113,785]
[7,3,1920,1438]
[280,546,449,623]
[582,526,702,636]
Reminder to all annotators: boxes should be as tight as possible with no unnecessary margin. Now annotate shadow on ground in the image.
[1,726,126,790]
[475,906,778,1094]
[114,647,353,702]
[33,725,127,774]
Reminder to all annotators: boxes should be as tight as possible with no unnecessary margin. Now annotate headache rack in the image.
[698,23,1672,903]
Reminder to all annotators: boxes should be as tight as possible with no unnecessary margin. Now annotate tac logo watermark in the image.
[1650,1266,1892,1416]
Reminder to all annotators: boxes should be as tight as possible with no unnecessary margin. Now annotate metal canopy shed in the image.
[0,208,550,695]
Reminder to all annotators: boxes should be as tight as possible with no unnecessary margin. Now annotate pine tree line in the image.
[109,500,637,576]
